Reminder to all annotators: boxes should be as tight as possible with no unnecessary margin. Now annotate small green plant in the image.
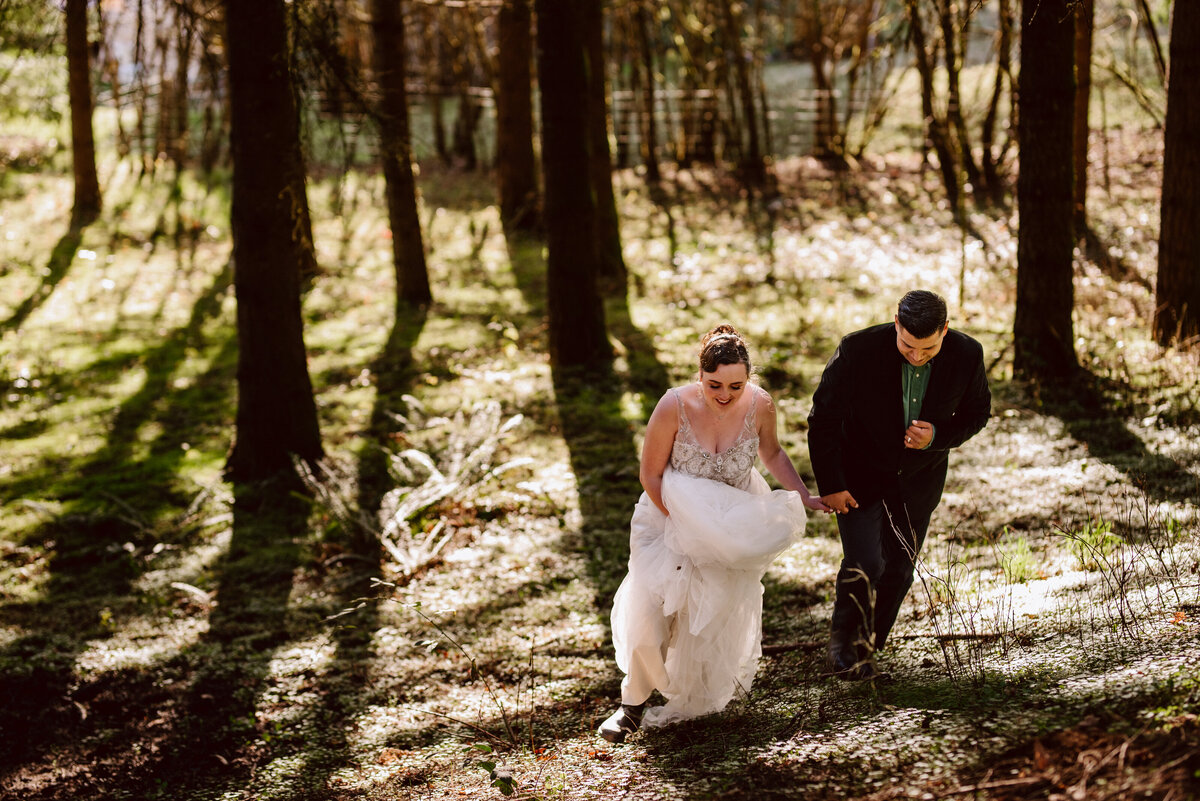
[1163,516,1189,546]
[464,742,517,796]
[998,529,1040,584]
[1067,518,1124,571]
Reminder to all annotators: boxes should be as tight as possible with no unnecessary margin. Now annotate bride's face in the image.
[699,362,749,412]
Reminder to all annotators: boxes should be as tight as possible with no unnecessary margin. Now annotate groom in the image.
[808,290,991,679]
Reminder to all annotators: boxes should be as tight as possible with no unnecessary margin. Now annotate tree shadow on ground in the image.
[504,225,670,608]
[1040,369,1199,508]
[272,303,432,795]
[111,477,311,800]
[1,226,82,334]
[0,264,239,796]
[550,297,671,616]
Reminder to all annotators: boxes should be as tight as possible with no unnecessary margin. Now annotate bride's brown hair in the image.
[699,324,752,375]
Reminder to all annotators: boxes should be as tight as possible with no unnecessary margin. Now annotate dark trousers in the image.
[830,496,931,655]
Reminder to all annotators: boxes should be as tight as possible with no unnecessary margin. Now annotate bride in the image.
[599,325,830,743]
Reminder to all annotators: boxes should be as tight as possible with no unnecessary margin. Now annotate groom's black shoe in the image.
[827,631,859,677]
[829,633,881,681]
[851,655,880,681]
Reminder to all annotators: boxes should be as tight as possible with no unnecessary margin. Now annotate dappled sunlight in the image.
[73,614,209,673]
[3,37,1197,795]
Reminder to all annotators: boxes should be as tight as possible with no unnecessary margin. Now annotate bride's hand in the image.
[801,493,833,514]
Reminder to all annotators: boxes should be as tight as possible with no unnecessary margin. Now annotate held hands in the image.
[820,490,858,515]
[904,420,934,450]
[802,492,834,514]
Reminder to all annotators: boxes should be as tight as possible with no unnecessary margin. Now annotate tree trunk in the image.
[224,0,324,482]
[448,9,481,168]
[66,0,101,226]
[808,16,839,161]
[1013,0,1077,380]
[424,6,450,166]
[452,92,480,169]
[134,0,151,174]
[372,0,432,308]
[199,39,226,176]
[937,0,983,199]
[634,0,660,182]
[615,9,634,170]
[495,0,540,233]
[717,0,764,183]
[980,0,1013,206]
[1136,0,1167,88]
[168,17,194,167]
[535,0,610,368]
[583,0,628,295]
[1073,0,1094,231]
[1154,1,1200,347]
[906,0,959,215]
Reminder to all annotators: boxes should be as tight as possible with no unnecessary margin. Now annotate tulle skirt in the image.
[610,466,808,728]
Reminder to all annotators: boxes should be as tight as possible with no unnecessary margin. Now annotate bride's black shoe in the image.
[598,703,645,744]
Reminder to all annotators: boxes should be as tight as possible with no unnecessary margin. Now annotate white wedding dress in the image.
[610,386,809,728]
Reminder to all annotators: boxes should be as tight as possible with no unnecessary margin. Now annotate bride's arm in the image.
[639,391,678,516]
[757,388,831,513]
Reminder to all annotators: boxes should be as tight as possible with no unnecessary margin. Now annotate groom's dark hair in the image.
[897,290,948,338]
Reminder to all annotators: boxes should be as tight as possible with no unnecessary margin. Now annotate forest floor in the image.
[1,127,1199,800]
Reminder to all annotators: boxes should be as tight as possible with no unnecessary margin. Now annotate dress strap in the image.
[742,386,759,433]
[672,387,693,436]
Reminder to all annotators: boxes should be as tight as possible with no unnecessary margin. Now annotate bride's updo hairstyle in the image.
[699,324,752,375]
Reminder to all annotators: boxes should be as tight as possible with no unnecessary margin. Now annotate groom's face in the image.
[894,319,948,367]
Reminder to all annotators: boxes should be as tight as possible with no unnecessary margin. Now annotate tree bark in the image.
[1014,0,1077,379]
[807,5,839,161]
[1072,0,1094,231]
[907,0,959,215]
[224,0,324,482]
[980,0,1014,206]
[1135,0,1167,87]
[535,0,610,368]
[583,0,628,295]
[717,0,765,183]
[372,0,432,307]
[168,16,194,167]
[633,0,660,182]
[495,0,540,233]
[1154,1,1200,346]
[937,0,983,199]
[66,0,101,226]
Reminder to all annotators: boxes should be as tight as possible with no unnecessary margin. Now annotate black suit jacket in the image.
[807,322,991,517]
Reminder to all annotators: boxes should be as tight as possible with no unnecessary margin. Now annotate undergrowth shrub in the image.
[1065,518,1124,571]
[298,397,530,579]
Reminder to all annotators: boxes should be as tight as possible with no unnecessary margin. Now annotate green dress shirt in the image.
[902,361,933,448]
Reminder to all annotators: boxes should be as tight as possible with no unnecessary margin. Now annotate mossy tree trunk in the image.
[1013,0,1078,380]
[535,0,610,368]
[495,0,540,234]
[224,0,324,482]
[1154,1,1200,347]
[583,0,628,295]
[372,0,432,308]
[1073,0,1094,232]
[66,0,101,227]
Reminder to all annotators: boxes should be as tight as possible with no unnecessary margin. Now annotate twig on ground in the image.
[761,640,824,655]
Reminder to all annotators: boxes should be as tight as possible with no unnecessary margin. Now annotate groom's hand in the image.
[820,490,858,515]
[904,420,934,449]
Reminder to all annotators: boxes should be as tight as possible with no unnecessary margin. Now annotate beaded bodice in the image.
[669,386,758,488]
